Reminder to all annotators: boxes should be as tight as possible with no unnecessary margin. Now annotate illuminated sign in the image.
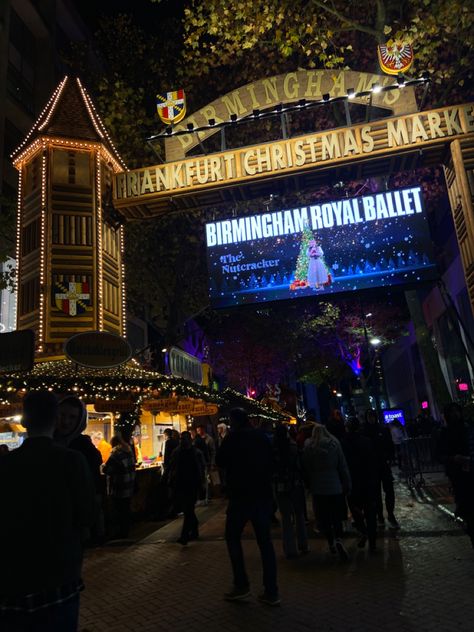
[458,382,469,392]
[205,186,436,308]
[421,400,429,409]
[113,103,474,214]
[382,409,406,425]
[169,347,203,385]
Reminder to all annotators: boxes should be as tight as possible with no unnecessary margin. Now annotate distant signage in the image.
[421,400,429,409]
[382,409,406,426]
[169,347,203,384]
[64,331,132,368]
[205,187,437,308]
[458,382,469,392]
[94,399,135,413]
[0,329,34,373]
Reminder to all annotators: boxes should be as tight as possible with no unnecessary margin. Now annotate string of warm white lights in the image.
[119,227,127,337]
[76,78,128,170]
[38,77,69,132]
[95,152,104,330]
[149,73,431,140]
[12,77,68,158]
[14,168,22,329]
[11,76,127,173]
[0,360,224,404]
[38,148,47,351]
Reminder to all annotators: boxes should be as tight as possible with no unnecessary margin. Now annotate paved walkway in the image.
[80,483,474,632]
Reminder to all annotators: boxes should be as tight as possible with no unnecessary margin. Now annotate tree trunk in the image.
[404,290,452,412]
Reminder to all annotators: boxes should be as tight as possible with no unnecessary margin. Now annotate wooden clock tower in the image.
[12,77,128,358]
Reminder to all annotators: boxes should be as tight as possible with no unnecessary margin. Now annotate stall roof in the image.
[219,388,290,422]
[0,359,222,407]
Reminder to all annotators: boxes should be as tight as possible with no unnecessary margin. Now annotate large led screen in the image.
[206,186,437,308]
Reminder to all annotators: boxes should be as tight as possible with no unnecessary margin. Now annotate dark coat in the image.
[343,432,379,502]
[361,422,395,467]
[168,446,205,495]
[69,434,103,493]
[0,437,96,598]
[216,427,273,501]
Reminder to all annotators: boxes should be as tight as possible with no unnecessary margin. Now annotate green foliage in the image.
[181,0,474,105]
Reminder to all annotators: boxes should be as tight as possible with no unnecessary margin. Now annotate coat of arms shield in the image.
[54,281,91,316]
[156,89,186,125]
[378,41,414,75]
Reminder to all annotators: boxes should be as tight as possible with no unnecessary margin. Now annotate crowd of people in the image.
[1,390,473,630]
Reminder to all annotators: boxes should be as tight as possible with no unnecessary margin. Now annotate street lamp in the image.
[369,337,381,346]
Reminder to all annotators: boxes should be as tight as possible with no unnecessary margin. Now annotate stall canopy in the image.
[0,359,222,414]
[219,388,290,423]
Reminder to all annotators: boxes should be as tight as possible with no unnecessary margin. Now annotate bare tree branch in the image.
[310,0,382,39]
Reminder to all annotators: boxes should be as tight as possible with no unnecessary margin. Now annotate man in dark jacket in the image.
[344,418,379,551]
[162,428,179,476]
[216,408,279,606]
[168,431,206,545]
[361,409,399,529]
[0,391,96,632]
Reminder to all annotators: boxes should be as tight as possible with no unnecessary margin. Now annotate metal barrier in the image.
[399,436,444,489]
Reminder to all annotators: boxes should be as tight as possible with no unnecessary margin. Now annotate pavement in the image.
[80,480,474,632]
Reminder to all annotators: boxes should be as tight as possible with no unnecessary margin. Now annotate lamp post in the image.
[360,302,382,420]
[369,337,382,419]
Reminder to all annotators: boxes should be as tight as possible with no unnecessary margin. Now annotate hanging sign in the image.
[156,89,186,125]
[378,41,414,75]
[169,347,203,385]
[64,331,132,368]
[94,399,136,413]
[0,330,35,373]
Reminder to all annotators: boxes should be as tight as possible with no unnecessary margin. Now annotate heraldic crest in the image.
[53,281,91,316]
[156,89,186,125]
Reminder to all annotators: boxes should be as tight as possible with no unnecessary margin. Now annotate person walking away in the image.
[103,436,136,539]
[0,391,96,632]
[362,409,399,529]
[436,403,474,548]
[162,428,179,476]
[168,431,206,545]
[216,408,279,606]
[193,425,213,504]
[273,425,308,558]
[56,396,105,545]
[389,420,407,469]
[326,409,347,443]
[303,423,351,560]
[344,418,379,552]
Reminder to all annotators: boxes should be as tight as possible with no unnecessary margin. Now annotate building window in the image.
[19,277,39,316]
[7,10,36,114]
[21,219,40,256]
[52,214,92,245]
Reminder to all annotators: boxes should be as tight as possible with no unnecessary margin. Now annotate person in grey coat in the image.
[303,423,351,560]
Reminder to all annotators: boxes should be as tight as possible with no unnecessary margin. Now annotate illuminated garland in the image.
[0,360,223,404]
[220,387,289,422]
[149,73,430,140]
[0,362,287,422]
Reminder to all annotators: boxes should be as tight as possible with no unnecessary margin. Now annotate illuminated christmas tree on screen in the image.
[293,223,314,286]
